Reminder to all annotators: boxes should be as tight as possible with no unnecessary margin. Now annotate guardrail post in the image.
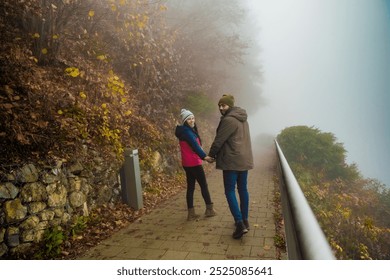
[120,149,143,210]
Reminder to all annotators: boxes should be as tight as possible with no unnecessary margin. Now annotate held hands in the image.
[204,156,216,163]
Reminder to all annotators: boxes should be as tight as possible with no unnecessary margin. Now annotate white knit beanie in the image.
[180,109,194,124]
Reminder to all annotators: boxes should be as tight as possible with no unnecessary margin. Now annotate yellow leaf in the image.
[88,10,95,17]
[58,110,63,115]
[159,5,167,11]
[97,55,106,60]
[121,97,127,103]
[111,5,117,11]
[65,67,80,77]
[70,71,79,77]
[125,110,132,116]
[29,56,38,63]
[32,33,40,38]
[342,208,351,219]
[79,92,87,99]
[41,48,48,54]
[4,85,14,95]
[53,34,59,39]
[101,103,107,109]
[137,21,146,29]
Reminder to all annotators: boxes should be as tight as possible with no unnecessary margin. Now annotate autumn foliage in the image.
[0,0,252,170]
[0,0,257,258]
[277,126,390,259]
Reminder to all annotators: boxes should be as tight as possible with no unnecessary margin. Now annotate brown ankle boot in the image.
[187,208,200,221]
[205,204,217,217]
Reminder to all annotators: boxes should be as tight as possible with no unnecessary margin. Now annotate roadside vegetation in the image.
[277,126,390,259]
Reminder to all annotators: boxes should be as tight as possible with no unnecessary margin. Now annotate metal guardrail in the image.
[274,140,336,260]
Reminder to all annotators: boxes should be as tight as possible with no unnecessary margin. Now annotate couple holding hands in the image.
[175,94,254,239]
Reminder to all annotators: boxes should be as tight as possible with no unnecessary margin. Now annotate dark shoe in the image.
[232,221,248,239]
[243,219,250,230]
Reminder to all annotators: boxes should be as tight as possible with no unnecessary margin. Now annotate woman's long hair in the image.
[184,122,202,145]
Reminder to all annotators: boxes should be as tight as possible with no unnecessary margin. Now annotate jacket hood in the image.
[175,124,196,140]
[225,106,248,122]
[175,125,186,139]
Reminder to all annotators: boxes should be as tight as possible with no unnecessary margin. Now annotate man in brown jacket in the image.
[207,94,254,239]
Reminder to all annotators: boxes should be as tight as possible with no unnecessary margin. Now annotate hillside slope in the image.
[0,0,260,259]
[1,1,178,168]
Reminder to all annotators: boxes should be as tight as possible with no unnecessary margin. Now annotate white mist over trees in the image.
[163,0,264,113]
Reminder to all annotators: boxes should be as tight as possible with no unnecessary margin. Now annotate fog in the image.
[163,0,389,186]
[243,0,390,186]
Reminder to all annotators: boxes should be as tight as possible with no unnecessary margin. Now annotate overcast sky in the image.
[244,0,390,186]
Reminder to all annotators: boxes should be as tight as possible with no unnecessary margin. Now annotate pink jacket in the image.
[175,125,206,167]
[179,139,203,167]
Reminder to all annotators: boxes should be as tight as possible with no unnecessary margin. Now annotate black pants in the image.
[183,165,212,209]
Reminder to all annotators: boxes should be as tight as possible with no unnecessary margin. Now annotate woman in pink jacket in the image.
[175,109,216,220]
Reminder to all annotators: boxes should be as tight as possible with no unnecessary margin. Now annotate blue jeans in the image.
[223,170,249,223]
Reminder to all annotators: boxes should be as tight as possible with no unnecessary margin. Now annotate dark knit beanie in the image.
[218,94,235,107]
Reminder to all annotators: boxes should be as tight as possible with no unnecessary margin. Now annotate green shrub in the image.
[34,226,65,259]
[184,90,215,117]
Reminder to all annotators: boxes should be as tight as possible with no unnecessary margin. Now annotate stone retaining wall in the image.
[0,157,121,259]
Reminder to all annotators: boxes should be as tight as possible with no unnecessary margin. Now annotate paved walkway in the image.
[78,147,281,260]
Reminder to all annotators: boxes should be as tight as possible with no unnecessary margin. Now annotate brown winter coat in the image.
[209,107,254,171]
